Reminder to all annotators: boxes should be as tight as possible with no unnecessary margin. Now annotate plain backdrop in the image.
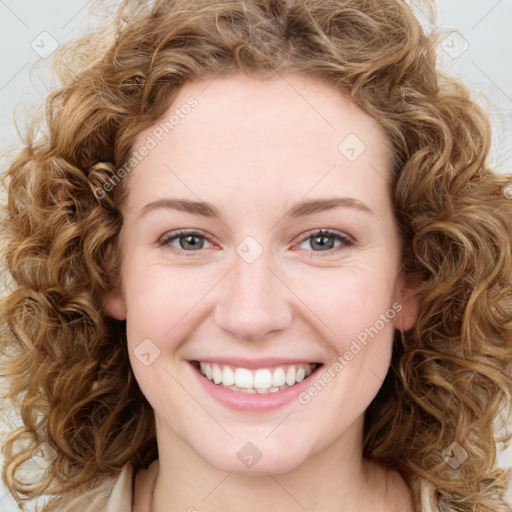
[1,1,511,510]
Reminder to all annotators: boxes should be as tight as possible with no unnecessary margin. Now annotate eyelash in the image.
[157,228,355,257]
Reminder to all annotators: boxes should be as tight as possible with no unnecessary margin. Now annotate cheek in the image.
[122,263,204,409]
[123,260,206,340]
[291,260,399,341]
[296,265,398,418]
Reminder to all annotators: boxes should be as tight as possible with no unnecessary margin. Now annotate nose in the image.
[214,247,293,342]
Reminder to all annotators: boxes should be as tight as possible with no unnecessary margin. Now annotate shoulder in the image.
[44,463,134,512]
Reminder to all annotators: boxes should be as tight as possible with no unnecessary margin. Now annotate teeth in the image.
[212,364,222,384]
[272,367,286,387]
[198,362,318,391]
[235,368,253,389]
[222,365,235,386]
[205,364,212,380]
[254,369,272,388]
[285,366,296,386]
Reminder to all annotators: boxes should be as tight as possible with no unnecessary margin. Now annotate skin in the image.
[104,72,420,511]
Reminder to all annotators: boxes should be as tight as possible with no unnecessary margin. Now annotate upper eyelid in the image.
[297,228,353,242]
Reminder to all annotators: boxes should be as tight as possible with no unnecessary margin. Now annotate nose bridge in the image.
[214,242,292,341]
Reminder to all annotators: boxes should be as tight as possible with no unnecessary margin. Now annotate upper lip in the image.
[190,357,322,369]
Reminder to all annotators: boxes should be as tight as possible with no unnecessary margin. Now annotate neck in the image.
[150,419,413,512]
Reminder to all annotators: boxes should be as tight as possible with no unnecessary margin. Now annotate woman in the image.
[1,0,511,511]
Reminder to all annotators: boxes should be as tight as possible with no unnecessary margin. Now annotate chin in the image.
[197,439,309,476]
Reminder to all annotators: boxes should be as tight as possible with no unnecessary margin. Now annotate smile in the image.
[197,362,320,393]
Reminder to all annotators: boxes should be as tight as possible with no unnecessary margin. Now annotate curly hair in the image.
[1,0,512,510]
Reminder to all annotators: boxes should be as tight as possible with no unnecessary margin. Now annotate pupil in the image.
[183,235,202,250]
[313,235,333,250]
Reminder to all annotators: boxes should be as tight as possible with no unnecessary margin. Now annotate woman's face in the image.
[105,72,419,475]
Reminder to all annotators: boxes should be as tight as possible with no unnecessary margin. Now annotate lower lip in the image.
[190,362,322,412]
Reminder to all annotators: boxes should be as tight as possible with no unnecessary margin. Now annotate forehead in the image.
[153,72,389,149]
[126,72,393,212]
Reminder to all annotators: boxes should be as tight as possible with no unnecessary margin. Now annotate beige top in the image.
[47,459,445,511]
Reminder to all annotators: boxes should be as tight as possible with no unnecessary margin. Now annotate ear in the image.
[103,287,127,320]
[392,269,421,332]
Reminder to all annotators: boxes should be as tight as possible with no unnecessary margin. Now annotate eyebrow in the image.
[137,196,374,221]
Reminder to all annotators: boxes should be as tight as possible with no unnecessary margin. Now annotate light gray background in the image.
[1,1,511,510]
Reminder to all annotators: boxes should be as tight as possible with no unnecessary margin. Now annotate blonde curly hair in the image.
[1,0,512,510]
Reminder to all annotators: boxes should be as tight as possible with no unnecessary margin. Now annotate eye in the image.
[158,229,213,255]
[157,228,355,256]
[295,229,354,255]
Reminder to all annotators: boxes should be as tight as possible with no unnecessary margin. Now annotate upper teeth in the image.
[199,362,316,391]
